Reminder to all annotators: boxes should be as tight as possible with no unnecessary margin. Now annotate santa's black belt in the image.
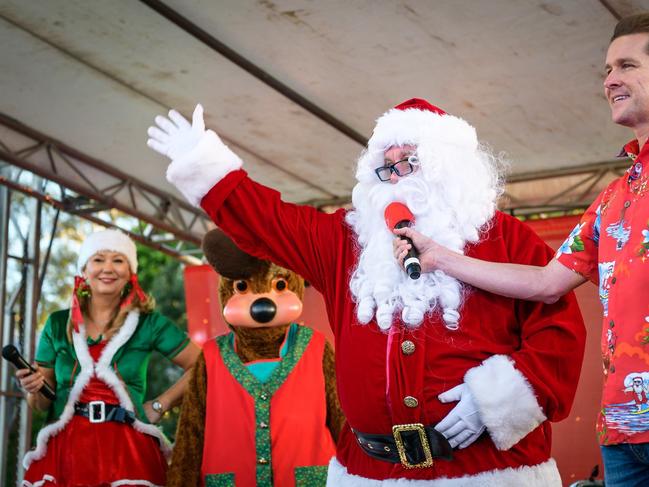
[74,401,135,425]
[353,423,453,469]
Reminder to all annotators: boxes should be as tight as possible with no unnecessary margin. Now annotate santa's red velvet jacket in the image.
[199,169,585,484]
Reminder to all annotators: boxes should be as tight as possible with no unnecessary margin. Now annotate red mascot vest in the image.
[201,325,335,487]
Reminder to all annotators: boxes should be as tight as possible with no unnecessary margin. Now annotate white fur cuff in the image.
[464,355,546,451]
[326,457,561,486]
[166,130,243,207]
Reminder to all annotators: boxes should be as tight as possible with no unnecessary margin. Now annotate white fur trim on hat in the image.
[370,107,477,150]
[464,355,547,451]
[166,129,243,207]
[77,229,137,274]
[356,107,478,183]
[326,456,561,486]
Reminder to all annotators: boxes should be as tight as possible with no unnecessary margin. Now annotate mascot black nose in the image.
[250,297,277,323]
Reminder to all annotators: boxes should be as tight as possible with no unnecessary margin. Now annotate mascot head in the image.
[202,229,305,359]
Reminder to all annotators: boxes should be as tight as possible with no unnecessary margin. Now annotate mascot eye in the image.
[234,280,249,293]
[273,279,287,292]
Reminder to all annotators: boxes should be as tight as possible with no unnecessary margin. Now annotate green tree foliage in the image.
[38,210,92,326]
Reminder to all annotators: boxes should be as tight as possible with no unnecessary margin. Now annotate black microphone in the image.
[384,202,421,280]
[2,345,56,401]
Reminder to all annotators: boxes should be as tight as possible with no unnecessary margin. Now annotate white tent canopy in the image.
[1,0,647,227]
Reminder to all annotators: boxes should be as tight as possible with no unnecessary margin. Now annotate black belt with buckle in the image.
[353,423,453,469]
[74,401,135,425]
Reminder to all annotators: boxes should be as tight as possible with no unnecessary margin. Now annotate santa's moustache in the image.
[346,174,470,331]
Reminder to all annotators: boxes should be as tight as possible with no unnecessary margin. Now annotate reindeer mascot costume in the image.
[168,229,343,487]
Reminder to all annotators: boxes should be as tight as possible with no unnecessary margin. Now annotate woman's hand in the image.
[16,364,46,394]
[145,343,199,425]
[143,400,163,424]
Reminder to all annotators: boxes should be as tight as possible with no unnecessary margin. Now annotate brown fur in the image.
[167,231,344,486]
[166,354,207,487]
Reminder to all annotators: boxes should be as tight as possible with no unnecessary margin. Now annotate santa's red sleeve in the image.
[200,169,345,296]
[463,213,587,450]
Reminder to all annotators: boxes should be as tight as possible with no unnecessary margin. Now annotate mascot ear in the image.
[202,229,270,280]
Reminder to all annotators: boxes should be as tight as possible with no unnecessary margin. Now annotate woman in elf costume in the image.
[16,229,200,487]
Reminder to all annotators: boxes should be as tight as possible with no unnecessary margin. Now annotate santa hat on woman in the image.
[77,229,138,274]
[71,229,145,331]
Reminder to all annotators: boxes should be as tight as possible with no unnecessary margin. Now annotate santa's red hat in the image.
[356,97,478,182]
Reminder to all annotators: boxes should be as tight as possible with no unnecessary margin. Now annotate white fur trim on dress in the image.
[464,355,546,451]
[326,456,561,487]
[21,474,56,487]
[23,311,172,469]
[166,129,243,207]
[22,475,163,487]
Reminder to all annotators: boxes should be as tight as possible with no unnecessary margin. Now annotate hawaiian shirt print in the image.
[557,139,649,446]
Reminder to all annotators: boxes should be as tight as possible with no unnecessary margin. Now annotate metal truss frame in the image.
[0,171,43,484]
[502,158,631,217]
[0,112,211,263]
[0,107,633,229]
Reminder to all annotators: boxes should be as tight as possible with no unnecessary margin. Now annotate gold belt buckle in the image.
[392,423,434,469]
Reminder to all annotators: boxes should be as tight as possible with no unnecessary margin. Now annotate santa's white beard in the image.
[345,170,497,331]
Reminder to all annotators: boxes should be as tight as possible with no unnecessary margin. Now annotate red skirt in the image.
[23,414,167,486]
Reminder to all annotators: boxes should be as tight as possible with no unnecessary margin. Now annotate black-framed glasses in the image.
[374,155,419,182]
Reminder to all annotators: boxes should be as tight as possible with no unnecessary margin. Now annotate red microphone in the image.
[384,202,421,280]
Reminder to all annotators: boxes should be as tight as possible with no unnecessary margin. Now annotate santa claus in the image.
[624,374,649,412]
[148,98,586,486]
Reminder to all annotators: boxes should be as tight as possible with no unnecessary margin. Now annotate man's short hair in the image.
[612,13,649,54]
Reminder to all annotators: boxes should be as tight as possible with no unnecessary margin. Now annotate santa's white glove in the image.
[436,383,486,449]
[147,104,205,159]
[146,104,242,206]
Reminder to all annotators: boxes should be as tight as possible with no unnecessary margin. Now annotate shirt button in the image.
[624,200,631,208]
[260,392,268,401]
[259,421,268,429]
[401,340,416,355]
[404,396,419,408]
[258,457,269,465]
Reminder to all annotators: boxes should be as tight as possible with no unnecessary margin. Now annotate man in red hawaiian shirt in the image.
[394,13,649,486]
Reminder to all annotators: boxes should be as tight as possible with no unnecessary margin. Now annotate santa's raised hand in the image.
[147,104,242,206]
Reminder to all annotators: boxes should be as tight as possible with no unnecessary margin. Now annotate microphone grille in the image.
[2,344,18,361]
[384,202,414,229]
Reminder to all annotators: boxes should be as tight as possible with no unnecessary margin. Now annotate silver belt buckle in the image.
[88,400,106,423]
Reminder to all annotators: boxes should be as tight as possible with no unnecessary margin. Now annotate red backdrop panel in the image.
[183,265,228,345]
[183,215,603,483]
[528,215,604,484]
